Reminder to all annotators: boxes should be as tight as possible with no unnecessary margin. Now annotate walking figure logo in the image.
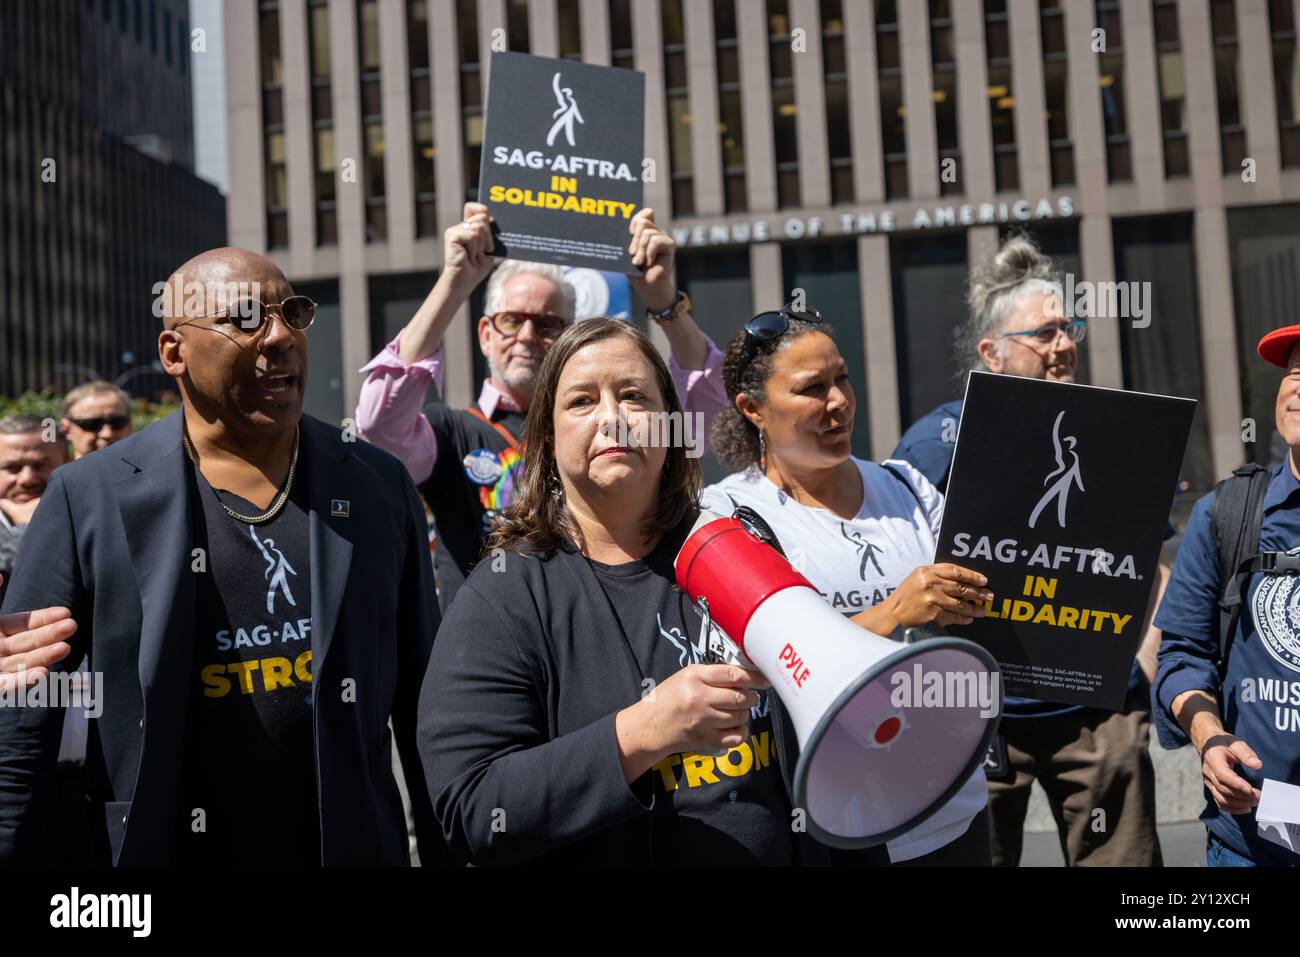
[840,522,884,580]
[1028,410,1084,529]
[657,612,708,668]
[546,72,584,147]
[250,525,297,615]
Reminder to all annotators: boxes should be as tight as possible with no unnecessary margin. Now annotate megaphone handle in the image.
[692,596,757,669]
[689,596,758,758]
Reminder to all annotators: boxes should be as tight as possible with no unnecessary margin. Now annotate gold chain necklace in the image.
[182,426,300,525]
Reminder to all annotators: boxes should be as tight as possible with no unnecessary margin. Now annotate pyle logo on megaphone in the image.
[777,643,812,688]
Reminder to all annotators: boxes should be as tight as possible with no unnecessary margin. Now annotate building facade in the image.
[0,0,226,397]
[224,0,1300,491]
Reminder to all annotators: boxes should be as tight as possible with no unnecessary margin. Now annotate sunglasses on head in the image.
[489,311,568,339]
[734,306,824,389]
[69,415,130,432]
[180,295,318,337]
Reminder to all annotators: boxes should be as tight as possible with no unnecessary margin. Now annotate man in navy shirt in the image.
[893,235,1167,866]
[1154,324,1300,867]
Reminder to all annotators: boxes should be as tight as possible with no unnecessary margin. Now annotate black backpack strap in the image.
[1210,463,1271,676]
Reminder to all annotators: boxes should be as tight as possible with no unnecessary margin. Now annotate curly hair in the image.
[486,317,702,557]
[954,232,1063,376]
[710,312,837,473]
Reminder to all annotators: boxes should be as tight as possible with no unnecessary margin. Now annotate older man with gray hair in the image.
[892,233,1169,867]
[356,200,712,611]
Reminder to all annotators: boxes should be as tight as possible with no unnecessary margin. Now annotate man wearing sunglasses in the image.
[357,201,711,611]
[60,381,134,459]
[0,247,443,867]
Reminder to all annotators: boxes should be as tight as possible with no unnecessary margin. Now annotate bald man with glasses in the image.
[0,247,444,867]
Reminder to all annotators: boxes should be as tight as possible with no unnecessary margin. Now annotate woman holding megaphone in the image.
[418,317,818,866]
[701,307,995,866]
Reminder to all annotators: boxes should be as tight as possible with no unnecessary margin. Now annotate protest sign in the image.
[478,52,645,272]
[935,372,1196,710]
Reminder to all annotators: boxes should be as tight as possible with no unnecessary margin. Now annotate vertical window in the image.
[610,0,634,70]
[457,0,483,202]
[715,0,747,212]
[149,0,157,53]
[134,0,142,43]
[1269,0,1300,166]
[876,0,906,199]
[1094,1,1130,182]
[1228,204,1300,465]
[163,6,172,64]
[179,18,188,76]
[559,0,581,59]
[663,0,694,216]
[1153,0,1188,177]
[1212,0,1244,174]
[309,0,337,245]
[409,0,437,236]
[359,0,386,241]
[260,2,288,249]
[1040,1,1074,187]
[508,0,530,51]
[821,0,852,204]
[986,0,1018,191]
[1114,216,1212,492]
[768,0,799,208]
[930,0,959,195]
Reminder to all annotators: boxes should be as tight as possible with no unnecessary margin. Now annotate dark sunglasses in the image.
[733,306,824,390]
[182,295,318,336]
[69,415,130,432]
[489,311,567,339]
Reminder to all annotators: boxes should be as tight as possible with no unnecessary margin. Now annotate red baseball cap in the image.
[1258,325,1300,368]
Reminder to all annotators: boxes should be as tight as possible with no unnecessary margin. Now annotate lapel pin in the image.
[331,499,350,518]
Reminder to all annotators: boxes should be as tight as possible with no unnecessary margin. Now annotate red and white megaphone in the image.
[675,509,1002,849]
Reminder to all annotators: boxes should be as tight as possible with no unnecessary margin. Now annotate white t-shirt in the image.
[700,456,988,863]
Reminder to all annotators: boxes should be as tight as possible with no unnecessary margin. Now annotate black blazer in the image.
[0,412,442,865]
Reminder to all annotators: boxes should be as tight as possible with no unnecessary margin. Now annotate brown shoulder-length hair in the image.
[487,317,703,557]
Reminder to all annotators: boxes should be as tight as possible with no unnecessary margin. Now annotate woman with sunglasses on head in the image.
[697,306,996,866]
[418,317,840,867]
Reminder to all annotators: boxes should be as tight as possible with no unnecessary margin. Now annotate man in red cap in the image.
[1151,325,1300,866]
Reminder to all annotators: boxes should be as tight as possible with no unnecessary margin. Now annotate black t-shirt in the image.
[419,403,526,611]
[585,536,794,866]
[175,462,319,865]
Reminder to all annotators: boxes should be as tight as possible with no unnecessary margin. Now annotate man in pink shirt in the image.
[356,201,725,609]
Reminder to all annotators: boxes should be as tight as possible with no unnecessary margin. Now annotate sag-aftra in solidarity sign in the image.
[936,372,1196,711]
[478,51,645,272]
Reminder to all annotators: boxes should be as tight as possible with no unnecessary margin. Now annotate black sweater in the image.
[416,532,836,867]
